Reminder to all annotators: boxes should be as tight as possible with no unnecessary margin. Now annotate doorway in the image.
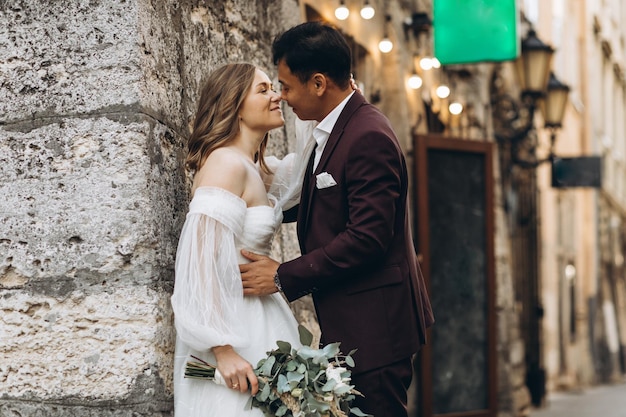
[413,135,497,417]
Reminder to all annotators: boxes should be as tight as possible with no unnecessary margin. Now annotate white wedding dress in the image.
[171,120,317,417]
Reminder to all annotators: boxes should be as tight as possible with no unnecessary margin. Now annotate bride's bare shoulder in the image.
[192,148,248,196]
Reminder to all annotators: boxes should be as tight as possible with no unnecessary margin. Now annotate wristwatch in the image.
[273,271,283,292]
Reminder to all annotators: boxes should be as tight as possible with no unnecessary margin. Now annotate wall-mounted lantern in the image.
[492,28,570,168]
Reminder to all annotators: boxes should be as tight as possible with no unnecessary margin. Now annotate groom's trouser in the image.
[350,357,413,417]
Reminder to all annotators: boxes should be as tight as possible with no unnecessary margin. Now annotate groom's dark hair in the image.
[272,21,352,90]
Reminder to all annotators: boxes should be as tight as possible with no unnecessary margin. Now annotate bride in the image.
[170,63,316,416]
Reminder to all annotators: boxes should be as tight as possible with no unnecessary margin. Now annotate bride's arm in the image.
[171,212,249,351]
[171,209,259,393]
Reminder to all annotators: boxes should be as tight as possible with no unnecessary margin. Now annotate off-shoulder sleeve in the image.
[267,118,318,210]
[171,187,249,352]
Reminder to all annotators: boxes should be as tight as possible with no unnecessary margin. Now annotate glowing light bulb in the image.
[360,3,375,19]
[449,102,463,115]
[335,3,349,20]
[419,57,433,70]
[379,38,393,53]
[431,57,441,68]
[407,74,423,89]
[436,85,450,99]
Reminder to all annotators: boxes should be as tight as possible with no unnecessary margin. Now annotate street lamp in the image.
[516,29,554,98]
[543,72,570,129]
[492,28,569,168]
[541,71,571,155]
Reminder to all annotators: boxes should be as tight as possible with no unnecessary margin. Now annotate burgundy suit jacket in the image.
[279,93,434,374]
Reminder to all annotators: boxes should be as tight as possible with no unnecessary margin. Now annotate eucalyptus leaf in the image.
[244,396,253,410]
[345,355,355,368]
[296,345,320,359]
[259,355,276,376]
[312,369,326,381]
[275,404,288,416]
[277,373,290,393]
[286,371,304,384]
[321,378,337,391]
[258,382,270,402]
[313,355,330,366]
[322,342,341,357]
[350,406,373,416]
[305,394,331,412]
[276,340,292,354]
[298,324,314,346]
[334,384,353,395]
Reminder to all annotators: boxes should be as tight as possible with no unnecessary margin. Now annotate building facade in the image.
[535,0,626,392]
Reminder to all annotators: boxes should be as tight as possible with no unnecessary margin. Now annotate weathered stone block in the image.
[0,288,173,400]
[0,117,180,288]
[0,0,141,122]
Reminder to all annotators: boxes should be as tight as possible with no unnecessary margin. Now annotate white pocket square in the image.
[315,172,337,189]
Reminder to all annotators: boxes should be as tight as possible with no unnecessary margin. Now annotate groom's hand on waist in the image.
[239,250,280,296]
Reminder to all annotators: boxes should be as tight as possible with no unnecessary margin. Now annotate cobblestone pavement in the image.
[529,382,626,417]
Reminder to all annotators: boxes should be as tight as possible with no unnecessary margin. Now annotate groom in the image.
[240,21,434,417]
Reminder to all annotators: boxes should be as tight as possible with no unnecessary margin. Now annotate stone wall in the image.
[0,0,299,415]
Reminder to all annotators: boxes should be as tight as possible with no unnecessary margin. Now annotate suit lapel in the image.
[314,93,367,176]
[299,93,368,241]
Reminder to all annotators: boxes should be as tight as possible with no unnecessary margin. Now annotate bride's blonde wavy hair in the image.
[186,63,271,174]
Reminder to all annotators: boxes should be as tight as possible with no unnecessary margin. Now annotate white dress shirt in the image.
[312,91,355,172]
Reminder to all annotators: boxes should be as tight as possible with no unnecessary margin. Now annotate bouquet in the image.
[185,325,371,417]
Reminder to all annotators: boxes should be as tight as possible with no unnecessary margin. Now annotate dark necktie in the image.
[302,142,317,191]
[298,143,318,238]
